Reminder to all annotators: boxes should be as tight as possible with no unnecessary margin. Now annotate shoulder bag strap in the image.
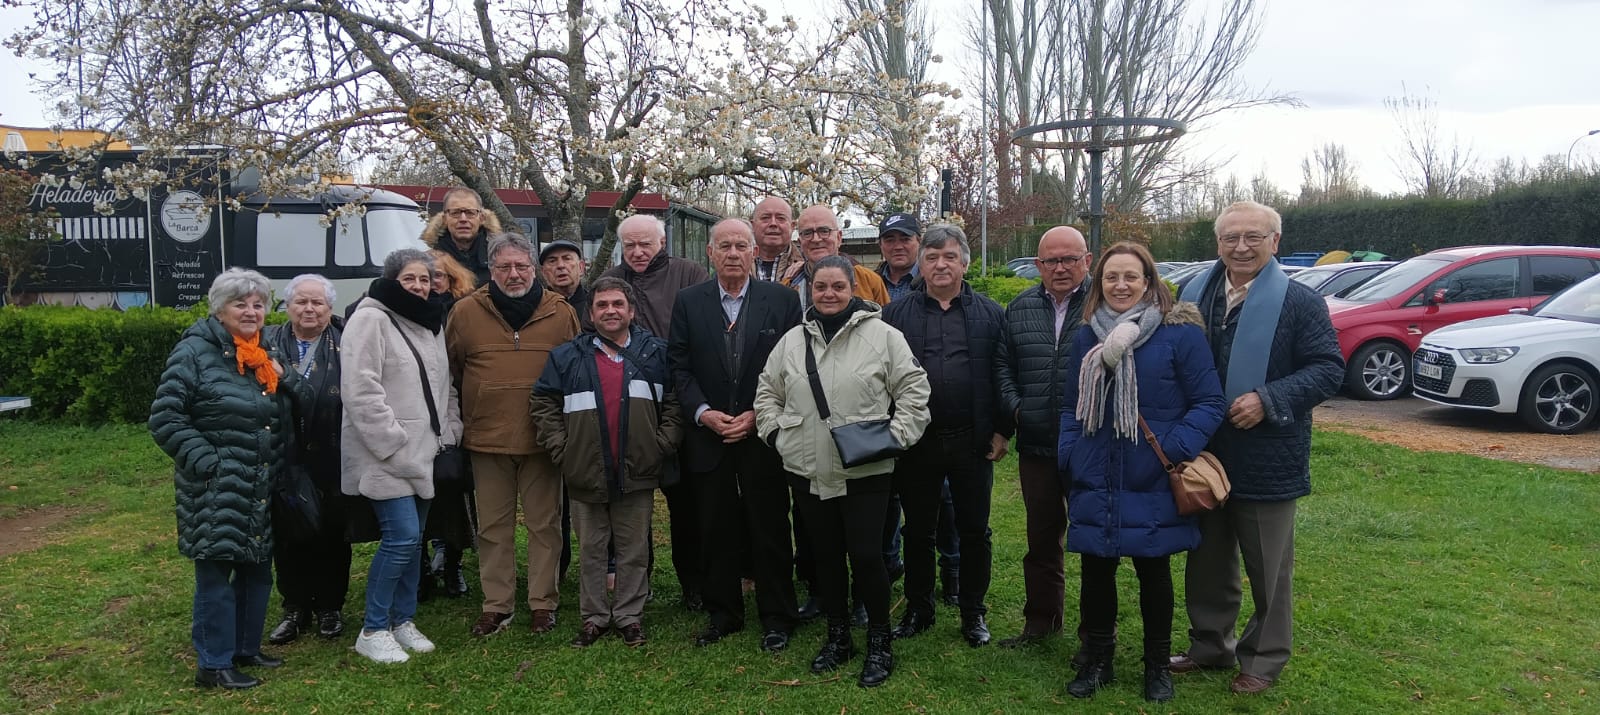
[382,312,442,438]
[1136,414,1176,474]
[596,335,661,406]
[803,337,832,421]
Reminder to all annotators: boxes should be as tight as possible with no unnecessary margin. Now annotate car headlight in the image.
[1459,347,1519,364]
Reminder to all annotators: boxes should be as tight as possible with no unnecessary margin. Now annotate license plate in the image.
[1416,362,1443,380]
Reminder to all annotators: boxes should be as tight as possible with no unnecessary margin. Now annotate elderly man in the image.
[541,240,592,331]
[1170,201,1344,694]
[875,213,922,301]
[752,197,802,282]
[994,226,1095,651]
[424,187,502,286]
[531,277,683,649]
[446,233,580,638]
[601,213,711,611]
[781,205,890,309]
[668,218,804,651]
[881,225,1010,648]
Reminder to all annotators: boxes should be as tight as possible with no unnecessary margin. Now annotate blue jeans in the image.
[364,496,431,631]
[192,558,273,670]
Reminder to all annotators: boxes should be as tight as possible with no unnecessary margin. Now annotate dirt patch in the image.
[0,505,88,558]
[1315,396,1600,473]
[103,595,132,615]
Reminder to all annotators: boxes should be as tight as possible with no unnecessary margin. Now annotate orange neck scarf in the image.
[233,332,279,395]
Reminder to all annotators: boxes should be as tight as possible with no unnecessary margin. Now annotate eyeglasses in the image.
[1219,232,1273,247]
[798,227,837,239]
[1038,255,1086,269]
[491,262,534,273]
[445,208,481,219]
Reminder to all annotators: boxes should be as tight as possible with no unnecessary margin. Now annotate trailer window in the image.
[334,212,365,266]
[367,208,429,265]
[256,213,327,267]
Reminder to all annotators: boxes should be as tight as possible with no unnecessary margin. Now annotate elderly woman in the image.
[421,248,477,599]
[150,268,293,690]
[1058,242,1225,703]
[262,274,349,645]
[755,255,931,688]
[342,249,461,664]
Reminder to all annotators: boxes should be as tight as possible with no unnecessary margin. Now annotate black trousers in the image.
[791,473,892,627]
[663,451,702,598]
[692,440,797,633]
[894,432,993,618]
[1079,553,1173,666]
[274,513,352,613]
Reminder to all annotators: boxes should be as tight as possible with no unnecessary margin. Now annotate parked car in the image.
[1006,256,1036,271]
[1326,245,1600,400]
[1012,262,1041,279]
[1412,273,1600,434]
[1165,260,1215,291]
[1156,261,1191,277]
[1289,261,1396,297]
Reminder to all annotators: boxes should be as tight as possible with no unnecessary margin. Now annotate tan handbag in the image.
[1137,415,1230,516]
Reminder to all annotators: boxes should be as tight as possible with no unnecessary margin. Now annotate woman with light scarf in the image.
[151,268,294,691]
[1056,243,1225,704]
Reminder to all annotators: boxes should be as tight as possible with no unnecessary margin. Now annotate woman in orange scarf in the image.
[150,268,293,691]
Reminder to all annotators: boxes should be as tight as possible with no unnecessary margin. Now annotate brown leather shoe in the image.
[570,622,605,648]
[530,609,558,634]
[620,623,646,647]
[470,611,512,637]
[1230,673,1274,694]
[1169,652,1229,674]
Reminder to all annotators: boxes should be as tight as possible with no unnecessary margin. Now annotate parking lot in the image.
[1314,396,1600,473]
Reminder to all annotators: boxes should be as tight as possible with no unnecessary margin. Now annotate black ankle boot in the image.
[267,607,308,645]
[811,620,855,674]
[442,547,469,597]
[858,625,894,688]
[1144,663,1174,702]
[1066,649,1114,698]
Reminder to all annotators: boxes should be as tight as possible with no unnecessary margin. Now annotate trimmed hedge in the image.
[968,276,1036,306]
[0,304,271,424]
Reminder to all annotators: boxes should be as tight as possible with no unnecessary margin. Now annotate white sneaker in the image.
[392,621,436,654]
[355,629,410,664]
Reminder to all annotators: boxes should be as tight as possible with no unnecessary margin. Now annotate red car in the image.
[1326,245,1600,400]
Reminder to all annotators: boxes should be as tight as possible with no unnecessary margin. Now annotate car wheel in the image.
[1346,341,1410,400]
[1518,363,1598,435]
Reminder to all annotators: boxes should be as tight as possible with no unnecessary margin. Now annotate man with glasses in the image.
[446,233,581,638]
[782,205,890,309]
[1169,201,1342,694]
[599,213,710,613]
[426,187,503,286]
[994,226,1094,653]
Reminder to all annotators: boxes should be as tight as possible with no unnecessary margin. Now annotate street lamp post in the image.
[1567,129,1600,169]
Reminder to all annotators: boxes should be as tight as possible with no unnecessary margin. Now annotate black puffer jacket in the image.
[996,282,1089,457]
[1193,276,1344,501]
[881,283,1013,452]
[149,317,294,563]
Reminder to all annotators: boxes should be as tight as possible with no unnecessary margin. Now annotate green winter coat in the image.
[149,316,294,563]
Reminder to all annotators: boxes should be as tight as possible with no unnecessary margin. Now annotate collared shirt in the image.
[920,290,973,429]
[1048,284,1086,339]
[1226,273,1256,315]
[591,333,632,363]
[877,262,920,302]
[717,277,751,327]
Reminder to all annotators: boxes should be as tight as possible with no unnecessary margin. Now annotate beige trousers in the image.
[472,451,563,613]
[570,490,654,628]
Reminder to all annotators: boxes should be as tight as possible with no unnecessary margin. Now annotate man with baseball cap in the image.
[876,213,922,302]
[540,240,592,331]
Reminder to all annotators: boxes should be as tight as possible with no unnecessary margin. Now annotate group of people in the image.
[149,191,1344,702]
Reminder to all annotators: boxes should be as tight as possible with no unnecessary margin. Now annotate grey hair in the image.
[1214,200,1282,236]
[487,232,536,264]
[284,273,337,305]
[920,223,971,264]
[441,186,482,208]
[812,255,857,287]
[207,268,273,315]
[618,214,667,241]
[382,248,435,279]
[711,217,755,242]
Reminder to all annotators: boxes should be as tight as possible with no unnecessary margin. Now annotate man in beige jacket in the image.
[446,233,581,637]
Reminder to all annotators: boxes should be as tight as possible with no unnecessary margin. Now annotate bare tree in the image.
[1298,142,1366,205]
[1386,84,1477,199]
[840,0,945,215]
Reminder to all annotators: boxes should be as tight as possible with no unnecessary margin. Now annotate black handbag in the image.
[804,338,904,468]
[271,464,323,544]
[384,313,468,488]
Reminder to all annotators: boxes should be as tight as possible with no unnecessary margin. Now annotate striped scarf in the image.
[1076,301,1163,439]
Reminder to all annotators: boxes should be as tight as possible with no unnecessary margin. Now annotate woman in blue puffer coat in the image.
[1058,242,1225,704]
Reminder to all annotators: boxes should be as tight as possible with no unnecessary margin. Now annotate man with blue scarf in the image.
[1168,201,1343,695]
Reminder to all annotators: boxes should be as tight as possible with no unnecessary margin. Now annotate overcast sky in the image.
[4,0,1598,196]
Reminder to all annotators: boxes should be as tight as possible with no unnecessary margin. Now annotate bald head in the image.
[1035,226,1092,300]
[796,204,842,263]
[752,196,794,259]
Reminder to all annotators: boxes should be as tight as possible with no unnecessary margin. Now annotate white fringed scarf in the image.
[1076,301,1164,439]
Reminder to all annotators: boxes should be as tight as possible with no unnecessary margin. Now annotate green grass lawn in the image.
[1,422,1596,713]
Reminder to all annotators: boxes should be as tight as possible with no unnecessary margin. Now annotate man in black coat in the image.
[881,225,1011,648]
[668,218,804,652]
[1168,201,1344,695]
[994,226,1094,650]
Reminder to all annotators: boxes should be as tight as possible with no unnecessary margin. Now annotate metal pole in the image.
[1567,129,1600,169]
[980,2,990,276]
[1087,146,1104,256]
